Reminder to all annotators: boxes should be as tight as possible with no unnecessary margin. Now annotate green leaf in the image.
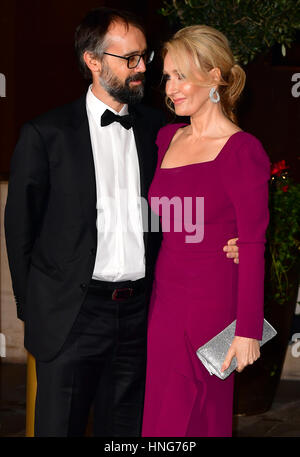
[158,0,300,65]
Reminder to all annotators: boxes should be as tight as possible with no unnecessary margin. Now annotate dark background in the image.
[0,0,299,179]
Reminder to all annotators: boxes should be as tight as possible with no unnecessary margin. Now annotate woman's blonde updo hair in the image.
[163,25,246,124]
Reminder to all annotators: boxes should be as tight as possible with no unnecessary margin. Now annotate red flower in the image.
[282,185,289,192]
[271,160,289,176]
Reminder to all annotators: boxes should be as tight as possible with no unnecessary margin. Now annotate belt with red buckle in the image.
[112,288,134,300]
[89,279,146,301]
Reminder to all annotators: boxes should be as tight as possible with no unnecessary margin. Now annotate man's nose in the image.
[135,56,146,72]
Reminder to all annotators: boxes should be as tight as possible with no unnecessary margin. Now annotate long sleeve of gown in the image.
[221,133,271,340]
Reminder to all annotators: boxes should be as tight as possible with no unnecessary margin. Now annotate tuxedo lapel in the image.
[130,105,156,251]
[68,96,97,246]
[131,113,147,198]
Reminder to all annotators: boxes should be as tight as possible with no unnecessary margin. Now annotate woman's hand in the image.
[221,336,260,373]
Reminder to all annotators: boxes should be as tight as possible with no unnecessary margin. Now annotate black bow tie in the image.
[101,109,134,130]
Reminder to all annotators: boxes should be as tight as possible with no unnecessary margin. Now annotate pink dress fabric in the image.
[142,123,271,437]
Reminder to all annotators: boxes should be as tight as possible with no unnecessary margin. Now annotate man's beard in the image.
[99,61,145,105]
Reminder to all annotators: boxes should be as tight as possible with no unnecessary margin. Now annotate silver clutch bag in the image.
[196,319,277,380]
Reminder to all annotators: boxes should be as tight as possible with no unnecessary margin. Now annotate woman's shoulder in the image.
[232,130,263,147]
[226,131,271,170]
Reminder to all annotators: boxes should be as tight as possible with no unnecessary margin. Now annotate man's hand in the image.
[223,237,239,264]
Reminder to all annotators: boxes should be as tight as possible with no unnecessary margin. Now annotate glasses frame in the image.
[102,50,154,69]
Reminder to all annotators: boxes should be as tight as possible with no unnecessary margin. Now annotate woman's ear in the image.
[209,67,221,84]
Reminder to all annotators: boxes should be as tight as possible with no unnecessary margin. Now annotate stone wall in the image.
[0,182,26,363]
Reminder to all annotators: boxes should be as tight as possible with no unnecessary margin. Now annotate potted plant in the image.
[234,161,300,415]
[265,160,300,309]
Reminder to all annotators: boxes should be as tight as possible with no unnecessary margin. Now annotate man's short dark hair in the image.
[75,7,146,80]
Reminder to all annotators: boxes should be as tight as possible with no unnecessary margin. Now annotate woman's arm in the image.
[220,133,270,371]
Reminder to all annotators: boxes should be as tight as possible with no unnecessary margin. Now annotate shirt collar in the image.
[86,84,129,124]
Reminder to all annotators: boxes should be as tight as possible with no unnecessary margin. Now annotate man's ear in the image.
[83,51,102,75]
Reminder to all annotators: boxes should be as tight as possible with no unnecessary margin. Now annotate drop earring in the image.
[209,87,220,103]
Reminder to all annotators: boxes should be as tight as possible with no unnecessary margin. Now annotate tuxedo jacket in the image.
[4,95,166,361]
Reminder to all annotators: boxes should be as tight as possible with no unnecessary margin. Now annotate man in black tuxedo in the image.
[5,7,239,437]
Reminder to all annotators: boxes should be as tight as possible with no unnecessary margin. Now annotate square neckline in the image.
[159,125,244,170]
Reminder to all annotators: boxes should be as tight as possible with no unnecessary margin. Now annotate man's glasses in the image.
[102,50,154,69]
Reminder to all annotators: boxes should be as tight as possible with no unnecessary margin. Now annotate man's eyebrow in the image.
[123,48,147,57]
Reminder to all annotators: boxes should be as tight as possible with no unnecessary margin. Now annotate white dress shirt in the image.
[86,85,145,282]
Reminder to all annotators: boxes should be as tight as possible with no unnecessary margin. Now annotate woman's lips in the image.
[173,98,186,105]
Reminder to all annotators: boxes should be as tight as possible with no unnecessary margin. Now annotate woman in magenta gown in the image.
[142,25,270,437]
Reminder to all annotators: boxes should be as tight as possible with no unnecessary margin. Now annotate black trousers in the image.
[34,279,148,437]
